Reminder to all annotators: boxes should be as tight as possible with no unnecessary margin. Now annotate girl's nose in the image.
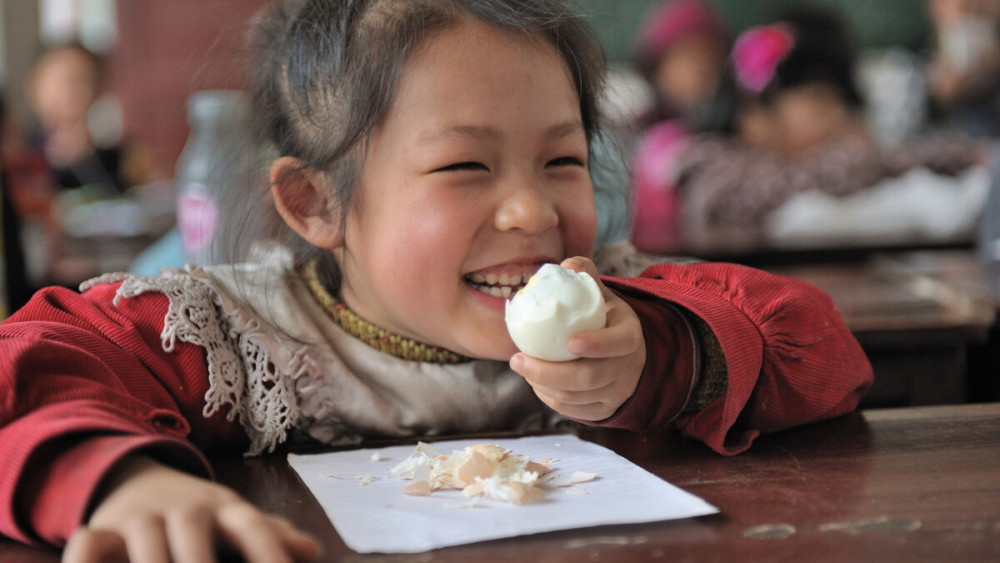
[494,175,559,234]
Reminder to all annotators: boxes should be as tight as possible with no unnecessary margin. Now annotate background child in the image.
[926,0,1000,137]
[26,43,160,195]
[0,0,872,560]
[629,0,731,253]
[631,0,731,130]
[632,4,984,254]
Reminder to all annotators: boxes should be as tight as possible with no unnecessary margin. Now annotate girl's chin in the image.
[454,286,518,359]
[455,334,518,362]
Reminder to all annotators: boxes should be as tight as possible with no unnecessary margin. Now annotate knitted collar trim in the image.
[301,260,471,364]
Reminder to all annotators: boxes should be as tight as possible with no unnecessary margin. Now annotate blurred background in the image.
[0,0,997,406]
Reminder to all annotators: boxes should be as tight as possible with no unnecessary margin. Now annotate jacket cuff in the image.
[587,284,698,430]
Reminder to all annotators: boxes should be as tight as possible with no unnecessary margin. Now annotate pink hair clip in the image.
[731,24,795,93]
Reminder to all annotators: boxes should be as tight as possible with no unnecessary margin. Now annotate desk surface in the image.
[4,403,999,562]
[765,249,997,340]
[767,250,999,406]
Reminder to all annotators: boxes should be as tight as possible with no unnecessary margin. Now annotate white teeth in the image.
[467,270,527,299]
[471,284,514,299]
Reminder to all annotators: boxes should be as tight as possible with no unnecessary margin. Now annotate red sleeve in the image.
[586,293,698,431]
[599,262,873,456]
[0,282,245,547]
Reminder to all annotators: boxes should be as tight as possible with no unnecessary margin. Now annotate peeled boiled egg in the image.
[504,263,606,361]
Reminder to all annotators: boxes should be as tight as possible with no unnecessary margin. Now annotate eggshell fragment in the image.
[390,442,552,504]
[389,442,600,505]
[554,471,598,486]
[505,263,606,361]
[402,481,432,496]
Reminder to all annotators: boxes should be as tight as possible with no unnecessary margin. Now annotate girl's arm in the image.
[0,283,222,545]
[0,283,311,560]
[601,262,873,455]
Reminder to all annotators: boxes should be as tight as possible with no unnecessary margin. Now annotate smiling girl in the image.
[0,1,872,561]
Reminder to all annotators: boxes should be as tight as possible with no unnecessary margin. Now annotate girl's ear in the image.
[270,156,343,249]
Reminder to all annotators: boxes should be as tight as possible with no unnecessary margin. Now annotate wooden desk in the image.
[765,250,998,407]
[4,403,999,561]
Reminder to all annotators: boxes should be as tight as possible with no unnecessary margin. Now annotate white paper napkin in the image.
[287,434,717,553]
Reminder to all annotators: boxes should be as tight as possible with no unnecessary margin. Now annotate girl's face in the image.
[334,21,597,361]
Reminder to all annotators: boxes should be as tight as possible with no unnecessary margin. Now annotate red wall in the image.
[110,0,266,177]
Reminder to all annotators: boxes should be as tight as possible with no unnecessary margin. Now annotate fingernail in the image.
[562,257,582,270]
[510,354,525,372]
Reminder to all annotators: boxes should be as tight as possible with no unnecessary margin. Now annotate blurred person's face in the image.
[739,84,852,157]
[654,34,726,113]
[928,0,1000,25]
[929,0,966,26]
[29,49,100,129]
[772,84,852,156]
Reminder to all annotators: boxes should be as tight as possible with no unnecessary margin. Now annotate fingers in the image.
[121,514,171,563]
[510,256,647,421]
[559,256,616,303]
[63,529,129,563]
[268,514,323,561]
[514,353,616,392]
[63,520,173,563]
[216,502,293,563]
[558,256,641,360]
[165,506,216,563]
[512,354,639,421]
[65,504,320,563]
[216,502,321,563]
[566,302,643,358]
[528,378,622,421]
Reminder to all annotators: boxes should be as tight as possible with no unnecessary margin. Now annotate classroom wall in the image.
[110,0,264,177]
[583,0,933,63]
[110,0,936,177]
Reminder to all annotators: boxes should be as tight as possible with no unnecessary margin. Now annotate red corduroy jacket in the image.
[0,262,872,547]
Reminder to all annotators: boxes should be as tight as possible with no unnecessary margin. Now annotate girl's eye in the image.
[436,161,490,173]
[546,156,586,168]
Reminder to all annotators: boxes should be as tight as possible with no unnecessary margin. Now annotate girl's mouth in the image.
[464,266,538,299]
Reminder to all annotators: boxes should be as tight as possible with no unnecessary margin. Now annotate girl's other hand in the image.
[509,257,646,421]
[62,457,321,563]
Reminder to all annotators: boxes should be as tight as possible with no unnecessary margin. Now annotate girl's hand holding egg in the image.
[506,258,646,421]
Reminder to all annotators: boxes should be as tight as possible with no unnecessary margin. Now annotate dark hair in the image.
[696,3,863,134]
[760,4,864,109]
[221,0,607,288]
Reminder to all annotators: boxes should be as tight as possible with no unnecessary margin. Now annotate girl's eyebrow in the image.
[418,120,584,145]
[546,119,585,140]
